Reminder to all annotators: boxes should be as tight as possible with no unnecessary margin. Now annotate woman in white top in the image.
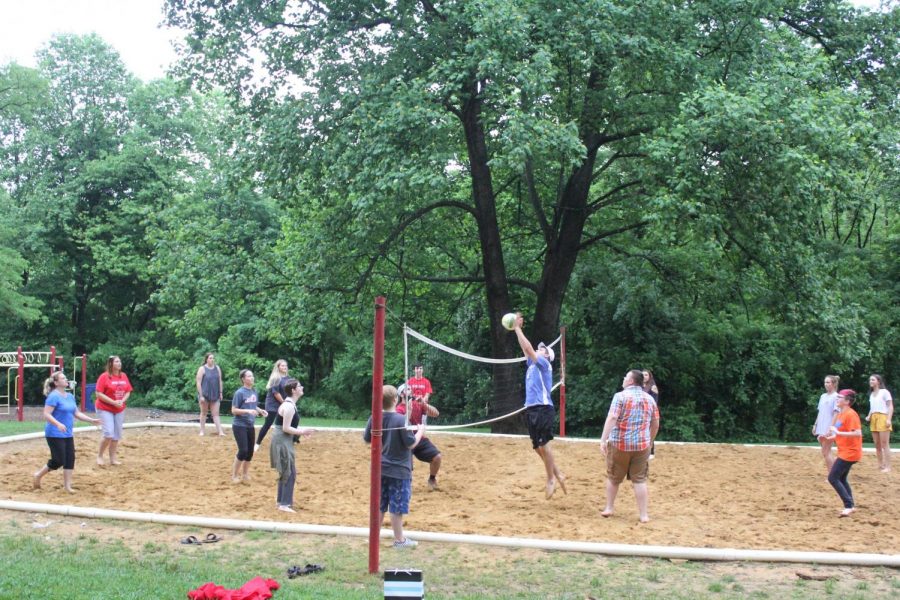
[867,374,893,473]
[812,375,841,471]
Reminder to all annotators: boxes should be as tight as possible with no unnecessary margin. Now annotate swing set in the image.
[0,346,88,421]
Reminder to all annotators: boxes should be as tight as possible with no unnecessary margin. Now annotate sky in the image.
[0,0,891,83]
[0,0,182,81]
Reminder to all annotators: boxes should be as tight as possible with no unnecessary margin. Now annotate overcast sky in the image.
[0,0,891,82]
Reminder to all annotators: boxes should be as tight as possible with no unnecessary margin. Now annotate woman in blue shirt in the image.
[32,371,101,492]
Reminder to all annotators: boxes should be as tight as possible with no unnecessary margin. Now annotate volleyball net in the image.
[393,324,564,432]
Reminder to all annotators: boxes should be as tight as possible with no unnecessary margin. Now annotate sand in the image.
[1,427,897,554]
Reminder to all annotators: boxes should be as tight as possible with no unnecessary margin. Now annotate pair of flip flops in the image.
[287,564,324,578]
[181,533,223,545]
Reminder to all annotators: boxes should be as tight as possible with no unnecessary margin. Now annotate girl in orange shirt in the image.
[825,389,863,517]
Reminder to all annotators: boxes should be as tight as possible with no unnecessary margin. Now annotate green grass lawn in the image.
[0,515,896,600]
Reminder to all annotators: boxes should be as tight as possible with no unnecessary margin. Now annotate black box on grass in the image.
[384,568,424,599]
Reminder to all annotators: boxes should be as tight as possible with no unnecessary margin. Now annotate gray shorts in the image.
[99,410,125,440]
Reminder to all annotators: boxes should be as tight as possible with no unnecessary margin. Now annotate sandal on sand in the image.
[202,533,223,543]
[181,535,202,545]
[288,564,325,578]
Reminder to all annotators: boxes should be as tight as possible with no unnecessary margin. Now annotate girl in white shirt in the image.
[867,374,893,473]
[812,375,841,472]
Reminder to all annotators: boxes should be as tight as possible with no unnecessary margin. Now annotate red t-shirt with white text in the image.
[95,372,133,414]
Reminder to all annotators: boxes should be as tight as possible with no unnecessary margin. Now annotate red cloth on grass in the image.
[187,577,279,600]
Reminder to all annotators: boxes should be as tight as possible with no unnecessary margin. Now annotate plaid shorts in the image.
[380,476,412,515]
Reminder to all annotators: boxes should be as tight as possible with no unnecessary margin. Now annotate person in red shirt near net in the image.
[397,364,443,490]
[825,388,863,517]
[94,355,133,466]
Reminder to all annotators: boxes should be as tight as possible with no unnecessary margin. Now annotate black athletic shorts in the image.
[413,437,441,462]
[526,405,556,449]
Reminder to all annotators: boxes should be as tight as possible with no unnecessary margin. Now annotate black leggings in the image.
[828,458,856,509]
[46,437,75,470]
[233,425,255,461]
[256,411,278,445]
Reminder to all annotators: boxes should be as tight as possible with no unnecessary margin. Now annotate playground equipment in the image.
[0,346,88,421]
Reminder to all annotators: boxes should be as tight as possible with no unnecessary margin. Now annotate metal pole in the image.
[16,347,24,422]
[80,354,87,412]
[49,346,56,377]
[559,326,567,437]
[368,296,386,575]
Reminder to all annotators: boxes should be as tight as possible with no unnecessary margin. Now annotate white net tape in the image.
[404,326,560,364]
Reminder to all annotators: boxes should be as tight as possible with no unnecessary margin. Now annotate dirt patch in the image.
[0,428,897,554]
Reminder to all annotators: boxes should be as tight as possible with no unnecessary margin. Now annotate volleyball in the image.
[501,312,517,331]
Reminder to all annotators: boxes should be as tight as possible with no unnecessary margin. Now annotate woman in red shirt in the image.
[95,355,133,466]
[825,389,863,517]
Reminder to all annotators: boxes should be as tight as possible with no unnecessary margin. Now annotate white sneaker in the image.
[392,538,418,549]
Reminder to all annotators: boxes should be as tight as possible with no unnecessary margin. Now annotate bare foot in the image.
[556,474,567,495]
[111,460,122,466]
[242,475,251,483]
[600,509,613,518]
[217,431,226,437]
[545,480,556,500]
[64,487,75,494]
[32,474,41,490]
[199,431,205,437]
[96,457,105,466]
[880,468,891,473]
[231,476,242,484]
[639,516,650,523]
[277,505,296,513]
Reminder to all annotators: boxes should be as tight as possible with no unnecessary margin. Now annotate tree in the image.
[164,0,898,430]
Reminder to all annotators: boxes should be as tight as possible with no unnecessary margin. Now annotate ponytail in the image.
[43,377,54,397]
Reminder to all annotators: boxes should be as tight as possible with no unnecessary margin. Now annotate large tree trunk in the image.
[459,88,524,433]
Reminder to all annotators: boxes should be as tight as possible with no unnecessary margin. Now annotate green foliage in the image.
[2,4,898,440]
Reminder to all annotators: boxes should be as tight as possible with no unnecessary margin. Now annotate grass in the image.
[0,506,898,600]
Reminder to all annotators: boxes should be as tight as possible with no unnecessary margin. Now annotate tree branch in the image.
[586,180,643,214]
[778,17,836,56]
[524,157,553,245]
[350,200,478,300]
[578,220,649,250]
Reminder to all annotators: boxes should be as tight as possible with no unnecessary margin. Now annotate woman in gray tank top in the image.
[195,353,224,436]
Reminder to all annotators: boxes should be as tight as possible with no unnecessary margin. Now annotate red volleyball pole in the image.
[559,326,567,437]
[49,346,56,376]
[368,296,386,575]
[16,347,24,422]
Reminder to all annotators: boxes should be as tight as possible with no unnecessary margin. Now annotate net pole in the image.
[403,325,409,427]
[16,347,24,422]
[49,346,56,377]
[559,326,567,437]
[368,296,386,575]
[80,354,87,412]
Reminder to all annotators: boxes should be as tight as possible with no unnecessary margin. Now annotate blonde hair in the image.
[43,371,65,396]
[266,359,288,390]
[382,385,398,410]
[826,374,840,389]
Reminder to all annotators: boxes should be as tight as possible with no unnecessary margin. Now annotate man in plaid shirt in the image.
[599,369,660,522]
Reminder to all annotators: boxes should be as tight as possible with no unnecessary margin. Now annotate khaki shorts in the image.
[606,443,651,484]
[870,413,893,433]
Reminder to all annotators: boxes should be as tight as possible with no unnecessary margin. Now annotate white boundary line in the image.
[1,422,898,566]
[3,421,897,453]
